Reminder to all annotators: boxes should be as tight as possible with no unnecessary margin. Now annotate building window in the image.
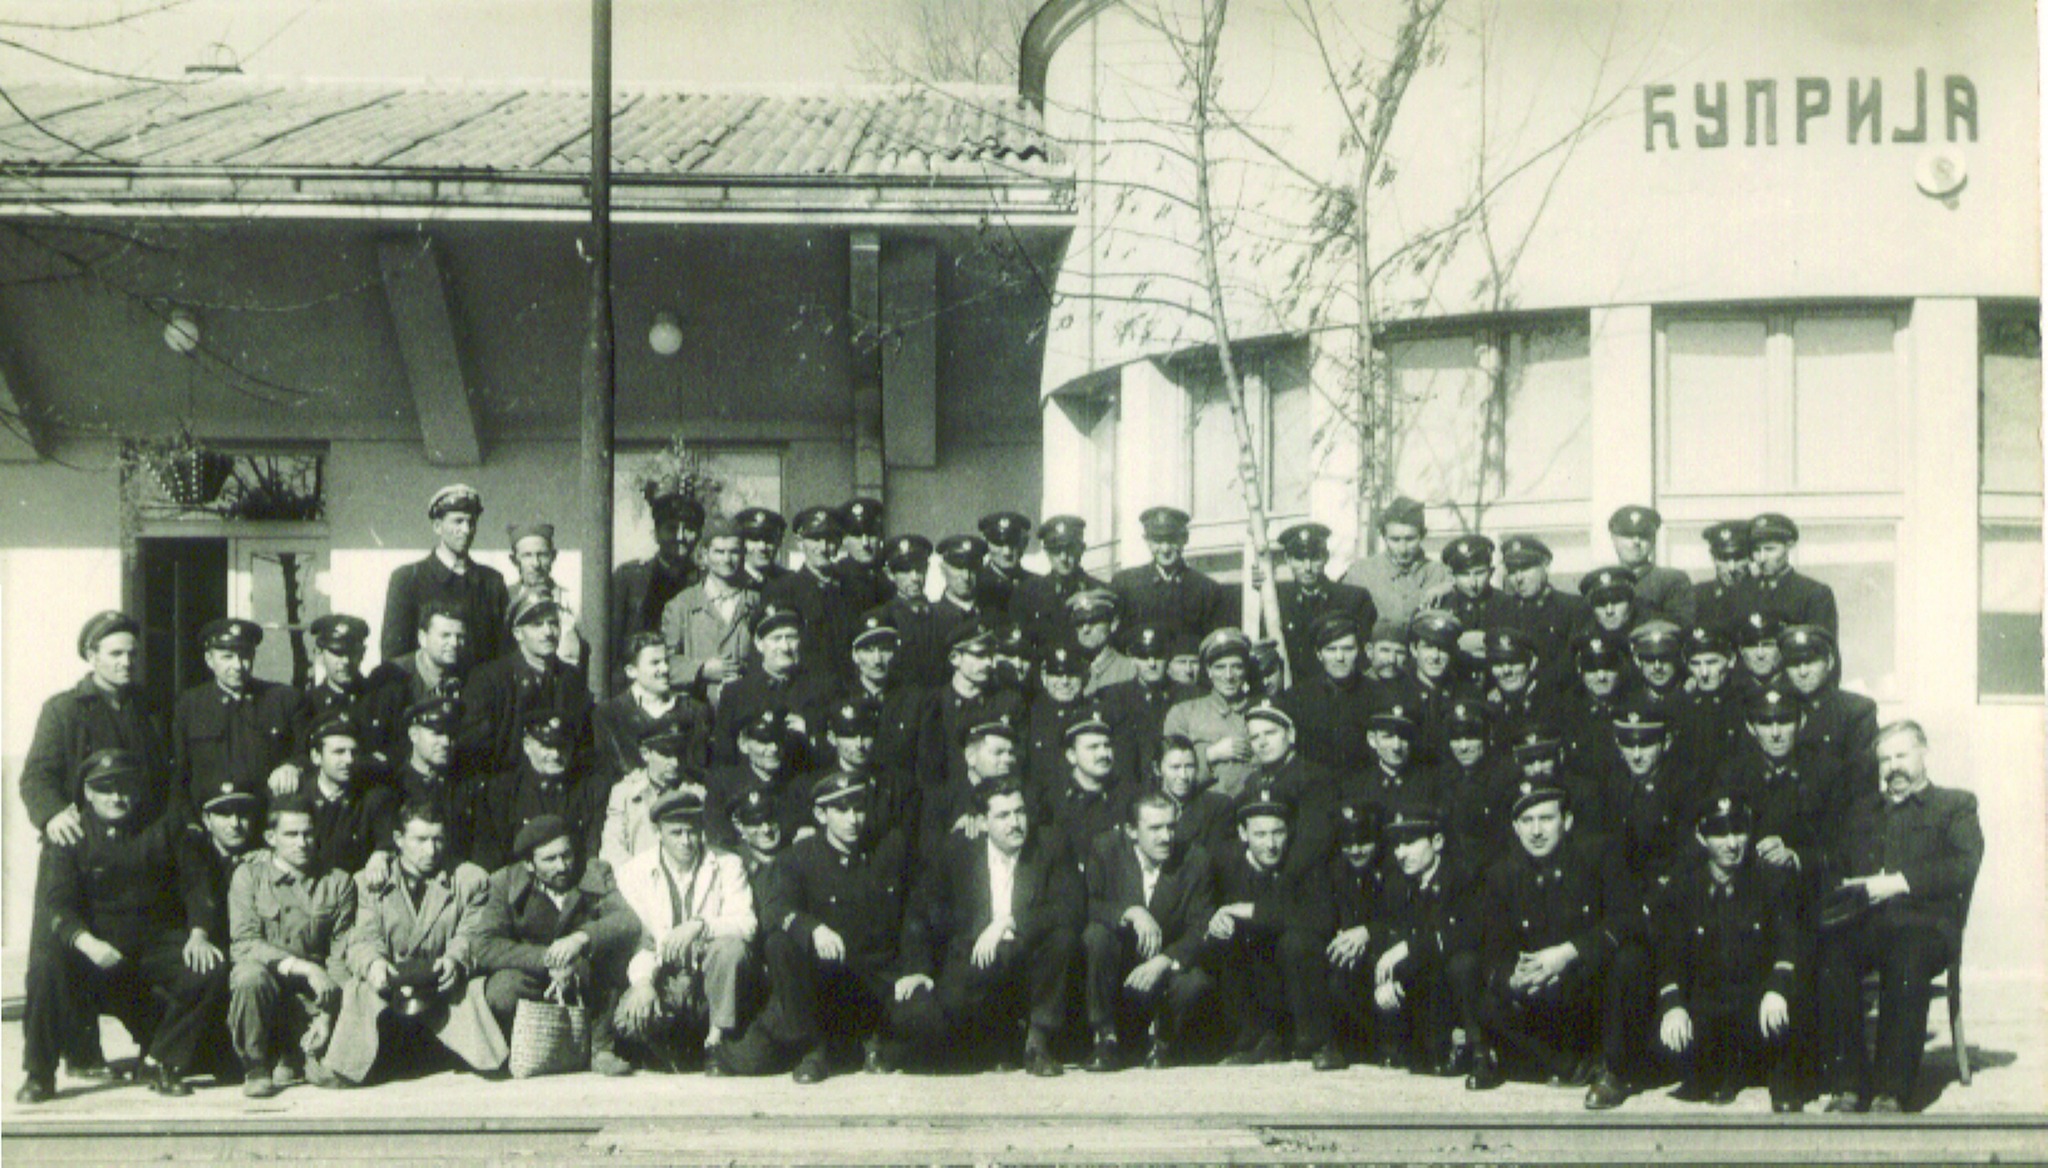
[1980,309,2043,698]
[1178,340,1313,531]
[1658,309,1905,496]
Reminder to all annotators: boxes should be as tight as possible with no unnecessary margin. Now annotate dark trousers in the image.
[891,926,1079,1060]
[1080,922,1212,1043]
[1818,922,1953,1102]
[1478,958,1604,1078]
[1208,928,1331,1052]
[1602,940,1657,1079]
[759,930,894,1050]
[23,937,228,1080]
[1376,948,1484,1065]
[1662,990,1798,1098]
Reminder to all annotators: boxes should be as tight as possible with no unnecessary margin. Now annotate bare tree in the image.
[852,0,1037,85]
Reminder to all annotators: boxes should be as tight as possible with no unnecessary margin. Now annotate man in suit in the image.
[1080,791,1216,1071]
[1110,507,1236,646]
[1273,522,1377,685]
[459,595,593,779]
[660,517,758,709]
[322,800,507,1084]
[610,787,757,1072]
[380,484,510,667]
[1609,505,1697,627]
[170,618,306,821]
[1816,722,1983,1114]
[474,815,641,1076]
[892,780,1081,1076]
[611,486,705,692]
[21,610,171,853]
[1743,513,1839,641]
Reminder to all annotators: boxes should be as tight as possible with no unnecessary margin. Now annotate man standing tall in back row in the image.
[383,485,510,668]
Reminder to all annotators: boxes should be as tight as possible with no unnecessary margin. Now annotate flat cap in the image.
[978,511,1033,549]
[308,613,371,654]
[427,483,483,519]
[649,786,706,823]
[1608,505,1662,537]
[511,814,574,860]
[1139,506,1192,541]
[1038,515,1087,548]
[1441,534,1495,573]
[201,617,263,652]
[78,610,140,660]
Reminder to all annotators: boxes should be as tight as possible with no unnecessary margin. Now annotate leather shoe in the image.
[1083,1036,1120,1073]
[1870,1094,1903,1114]
[1023,1042,1063,1078]
[66,1062,120,1082]
[792,1046,830,1085]
[242,1068,282,1099]
[1143,1038,1173,1070]
[862,1036,896,1075]
[1550,1056,1598,1089]
[1465,1048,1504,1091]
[1311,1043,1347,1072]
[1222,1031,1283,1067]
[1823,1093,1865,1114]
[1583,1067,1631,1110]
[144,1063,192,1098]
[15,1077,54,1104]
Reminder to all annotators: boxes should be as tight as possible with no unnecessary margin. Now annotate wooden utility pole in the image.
[580,0,615,695]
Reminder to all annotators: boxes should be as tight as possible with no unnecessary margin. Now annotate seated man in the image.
[18,749,229,1103]
[1325,799,1396,1066]
[295,715,398,880]
[600,725,705,870]
[1204,787,1342,1070]
[325,802,507,1084]
[1374,803,1484,1077]
[476,710,603,872]
[1816,721,1983,1114]
[227,797,357,1096]
[1081,791,1216,1072]
[1653,794,1802,1111]
[611,788,757,1073]
[474,815,641,1077]
[720,772,914,1083]
[892,780,1081,1076]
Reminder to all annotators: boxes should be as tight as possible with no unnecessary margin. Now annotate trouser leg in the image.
[1816,926,1874,1098]
[130,941,228,1075]
[761,930,822,1047]
[227,962,282,1069]
[1081,923,1129,1034]
[1603,941,1654,1077]
[1280,930,1332,1051]
[699,937,751,1033]
[22,945,93,1081]
[1874,926,1950,1103]
[1023,927,1078,1038]
[483,968,551,1032]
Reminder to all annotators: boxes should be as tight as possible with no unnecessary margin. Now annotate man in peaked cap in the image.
[1091,623,1193,781]
[1431,700,1517,872]
[913,619,1029,848]
[1065,588,1137,696]
[505,523,584,673]
[728,788,790,907]
[764,506,867,686]
[1494,535,1586,692]
[23,611,171,867]
[1779,624,1880,809]
[838,613,921,784]
[459,592,593,778]
[600,722,707,870]
[928,534,990,666]
[1561,631,1630,775]
[1274,522,1378,686]
[1206,784,1343,1070]
[1277,610,1376,776]
[1628,620,1688,709]
[1673,625,1747,770]
[1324,797,1395,1067]
[1343,495,1451,631]
[1608,505,1697,628]
[709,603,833,768]
[292,712,401,879]
[612,485,707,694]
[473,812,640,1076]
[382,483,510,666]
[870,533,946,689]
[171,617,307,823]
[1651,792,1804,1111]
[974,511,1039,614]
[734,507,790,589]
[1430,534,1506,638]
[812,695,914,844]
[1694,521,1755,640]
[1010,514,1107,647]
[1482,628,1567,748]
[706,709,810,853]
[1579,566,1642,637]
[1742,513,1838,640]
[1161,628,1260,799]
[1024,643,1099,798]
[1042,707,1130,863]
[1356,699,1427,813]
[834,497,892,610]
[1709,686,1838,911]
[392,695,481,862]
[475,709,604,873]
[300,614,399,782]
[1374,801,1486,1077]
[1733,610,1786,694]
[1110,506,1237,646]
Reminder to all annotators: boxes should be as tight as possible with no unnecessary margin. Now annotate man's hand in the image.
[366,959,394,994]
[702,657,733,684]
[971,920,1011,969]
[1661,1007,1694,1052]
[1327,926,1371,969]
[544,933,589,970]
[43,805,84,847]
[1756,836,1800,870]
[1208,737,1250,764]
[951,813,986,840]
[1123,907,1163,960]
[659,920,704,968]
[1207,903,1250,940]
[1375,941,1409,987]
[76,934,123,971]
[813,924,846,963]
[1858,872,1910,904]
[267,763,303,798]
[183,929,224,974]
[362,851,394,892]
[1124,955,1173,995]
[1758,991,1790,1038]
[431,955,462,993]
[618,982,658,1032]
[1374,980,1404,1011]
[303,966,340,1012]
[894,974,933,1002]
[1524,943,1577,985]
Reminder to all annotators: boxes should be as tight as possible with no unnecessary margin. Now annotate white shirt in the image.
[1136,846,1163,907]
[986,840,1019,928]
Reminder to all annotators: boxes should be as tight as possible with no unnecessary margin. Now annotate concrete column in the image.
[1588,305,1655,552]
[849,231,885,499]
[1902,298,1981,765]
[1115,359,1186,569]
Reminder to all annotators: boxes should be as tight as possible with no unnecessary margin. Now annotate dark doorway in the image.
[135,537,227,716]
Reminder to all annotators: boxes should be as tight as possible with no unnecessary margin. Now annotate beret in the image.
[427,483,483,519]
[978,512,1033,548]
[511,814,574,860]
[78,610,140,660]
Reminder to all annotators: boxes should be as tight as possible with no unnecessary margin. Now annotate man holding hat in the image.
[612,485,707,692]
[765,506,866,685]
[1343,495,1450,630]
[1651,793,1803,1111]
[1161,628,1261,799]
[1278,612,1376,776]
[1780,625,1880,808]
[299,615,399,783]
[1205,785,1342,1070]
[382,484,510,666]
[474,814,640,1076]
[475,710,603,873]
[23,610,171,850]
[1011,515,1106,647]
[171,618,307,822]
[974,511,1039,614]
[1274,522,1377,681]
[734,507,790,588]
[1743,513,1838,640]
[1608,505,1697,628]
[505,523,583,672]
[1111,506,1237,646]
[1495,535,1586,690]
[18,749,230,1103]
[612,786,757,1072]
[1694,522,1755,639]
[720,769,914,1082]
[460,593,592,777]
[326,801,507,1084]
[1374,802,1485,1077]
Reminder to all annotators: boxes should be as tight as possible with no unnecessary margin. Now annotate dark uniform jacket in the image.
[1494,587,1587,689]
[590,692,711,785]
[1109,564,1237,647]
[1011,568,1107,648]
[1328,857,1393,955]
[1478,835,1635,978]
[766,830,914,974]
[476,763,606,874]
[764,565,869,686]
[1165,788,1236,861]
[1434,587,1509,641]
[975,561,1037,618]
[472,858,640,976]
[1484,679,1568,750]
[1209,848,1334,942]
[1023,696,1094,802]
[1826,784,1984,947]
[1099,676,1193,778]
[185,829,260,945]
[1278,673,1376,774]
[1250,754,1340,875]
[870,596,947,691]
[1795,684,1880,807]
[1629,565,1698,628]
[1712,744,1845,877]
[171,680,307,817]
[1601,764,1696,904]
[1741,569,1839,641]
[898,831,1083,977]
[913,681,1027,850]
[1692,576,1748,640]
[362,653,465,776]
[35,807,210,959]
[1435,756,1518,872]
[1042,778,1132,864]
[21,676,172,831]
[1674,685,1747,778]
[458,653,594,778]
[710,668,836,766]
[381,552,510,666]
[297,773,400,876]
[1085,835,1214,969]
[1382,854,1482,969]
[1275,578,1377,685]
[836,677,925,780]
[610,554,699,691]
[703,764,811,851]
[396,765,484,865]
[1651,859,1801,1015]
[300,676,402,780]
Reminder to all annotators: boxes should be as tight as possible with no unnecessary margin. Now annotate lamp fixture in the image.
[163,309,200,355]
[648,311,683,357]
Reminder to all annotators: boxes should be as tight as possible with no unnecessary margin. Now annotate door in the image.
[136,537,228,716]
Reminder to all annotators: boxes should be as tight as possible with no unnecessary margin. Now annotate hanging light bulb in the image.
[163,309,201,355]
[647,312,683,357]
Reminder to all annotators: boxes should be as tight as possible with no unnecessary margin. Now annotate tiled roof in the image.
[0,78,1062,183]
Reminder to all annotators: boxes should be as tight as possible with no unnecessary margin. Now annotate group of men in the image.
[17,483,1981,1118]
